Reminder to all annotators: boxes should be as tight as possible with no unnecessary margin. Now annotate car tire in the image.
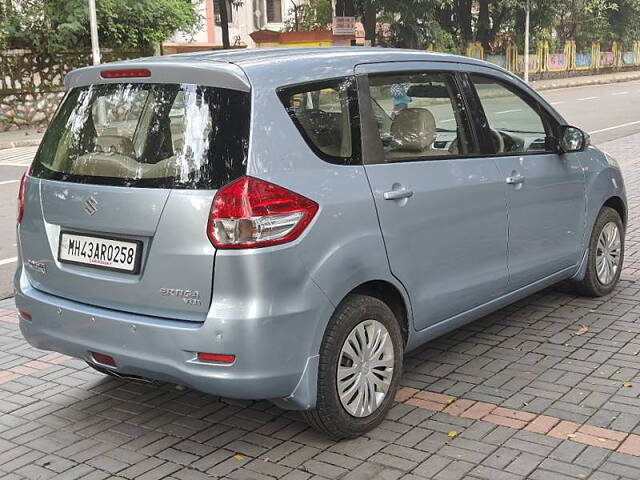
[574,207,624,297]
[303,294,403,439]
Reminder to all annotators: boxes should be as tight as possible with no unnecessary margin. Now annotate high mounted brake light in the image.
[100,68,151,79]
[208,176,319,249]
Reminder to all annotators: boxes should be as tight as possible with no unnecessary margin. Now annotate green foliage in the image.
[430,26,459,53]
[3,0,640,55]
[99,0,200,49]
[284,0,333,31]
[607,0,640,47]
[1,0,199,53]
[369,0,448,49]
[551,0,619,44]
[353,0,640,53]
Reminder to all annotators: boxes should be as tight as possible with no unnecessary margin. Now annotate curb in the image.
[532,73,640,91]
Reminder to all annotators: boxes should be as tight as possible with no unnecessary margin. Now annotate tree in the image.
[360,0,377,45]
[2,0,199,53]
[284,0,333,32]
[606,0,640,46]
[217,0,231,49]
[547,0,640,46]
[351,0,443,48]
[376,0,444,49]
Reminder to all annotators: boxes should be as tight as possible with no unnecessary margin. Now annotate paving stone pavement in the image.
[2,141,640,479]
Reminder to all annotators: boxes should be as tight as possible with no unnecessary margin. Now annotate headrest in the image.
[390,108,436,151]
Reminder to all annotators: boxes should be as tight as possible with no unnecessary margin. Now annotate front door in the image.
[468,73,585,290]
[357,65,509,331]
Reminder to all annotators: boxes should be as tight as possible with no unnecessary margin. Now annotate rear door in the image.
[21,80,250,321]
[356,63,508,331]
[467,73,585,290]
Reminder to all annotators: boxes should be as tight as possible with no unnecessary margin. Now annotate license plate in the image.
[58,232,142,273]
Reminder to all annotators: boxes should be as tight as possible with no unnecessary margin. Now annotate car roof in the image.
[161,46,474,66]
[65,47,511,91]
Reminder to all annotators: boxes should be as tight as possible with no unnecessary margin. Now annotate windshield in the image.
[31,83,250,189]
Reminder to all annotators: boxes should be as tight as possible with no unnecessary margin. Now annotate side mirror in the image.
[558,125,590,153]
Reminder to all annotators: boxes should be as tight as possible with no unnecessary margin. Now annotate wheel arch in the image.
[345,280,411,346]
[603,196,626,226]
[581,154,626,254]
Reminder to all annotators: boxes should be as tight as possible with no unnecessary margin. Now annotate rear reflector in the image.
[100,68,151,79]
[17,310,31,320]
[197,352,236,364]
[91,352,116,367]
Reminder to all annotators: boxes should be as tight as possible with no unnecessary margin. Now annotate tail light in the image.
[208,176,318,249]
[16,170,28,223]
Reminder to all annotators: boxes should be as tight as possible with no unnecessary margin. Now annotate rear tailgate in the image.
[19,61,250,322]
[23,182,215,321]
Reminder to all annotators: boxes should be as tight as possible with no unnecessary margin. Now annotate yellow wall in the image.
[255,41,333,47]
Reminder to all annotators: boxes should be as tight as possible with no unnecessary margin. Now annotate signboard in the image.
[548,53,567,71]
[576,53,591,69]
[600,52,615,66]
[333,16,355,36]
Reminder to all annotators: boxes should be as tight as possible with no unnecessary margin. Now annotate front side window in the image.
[32,83,250,189]
[279,77,358,164]
[367,72,477,162]
[470,74,553,154]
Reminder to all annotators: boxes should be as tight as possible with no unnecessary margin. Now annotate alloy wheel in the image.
[596,221,621,285]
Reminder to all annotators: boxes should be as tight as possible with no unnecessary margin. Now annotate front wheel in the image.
[303,294,403,439]
[574,206,624,297]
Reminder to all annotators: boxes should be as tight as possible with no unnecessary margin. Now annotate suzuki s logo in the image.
[84,196,98,216]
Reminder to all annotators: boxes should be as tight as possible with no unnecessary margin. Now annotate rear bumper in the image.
[14,267,332,409]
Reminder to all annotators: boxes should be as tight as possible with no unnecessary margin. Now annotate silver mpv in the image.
[15,48,626,438]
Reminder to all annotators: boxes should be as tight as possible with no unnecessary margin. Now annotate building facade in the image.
[166,0,290,50]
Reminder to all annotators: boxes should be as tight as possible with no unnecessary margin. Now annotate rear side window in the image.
[32,83,250,189]
[278,77,360,165]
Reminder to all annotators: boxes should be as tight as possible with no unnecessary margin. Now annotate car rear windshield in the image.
[31,83,250,189]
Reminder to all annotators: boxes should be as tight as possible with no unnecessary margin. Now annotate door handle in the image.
[506,174,525,185]
[383,189,414,200]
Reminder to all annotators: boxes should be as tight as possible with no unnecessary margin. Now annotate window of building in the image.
[214,0,233,25]
[266,0,282,23]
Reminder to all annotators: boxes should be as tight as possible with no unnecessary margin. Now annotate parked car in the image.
[15,47,626,439]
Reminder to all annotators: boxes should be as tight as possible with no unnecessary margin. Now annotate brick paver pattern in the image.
[2,137,640,479]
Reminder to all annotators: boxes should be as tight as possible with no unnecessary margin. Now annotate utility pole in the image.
[524,0,530,83]
[88,0,101,65]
